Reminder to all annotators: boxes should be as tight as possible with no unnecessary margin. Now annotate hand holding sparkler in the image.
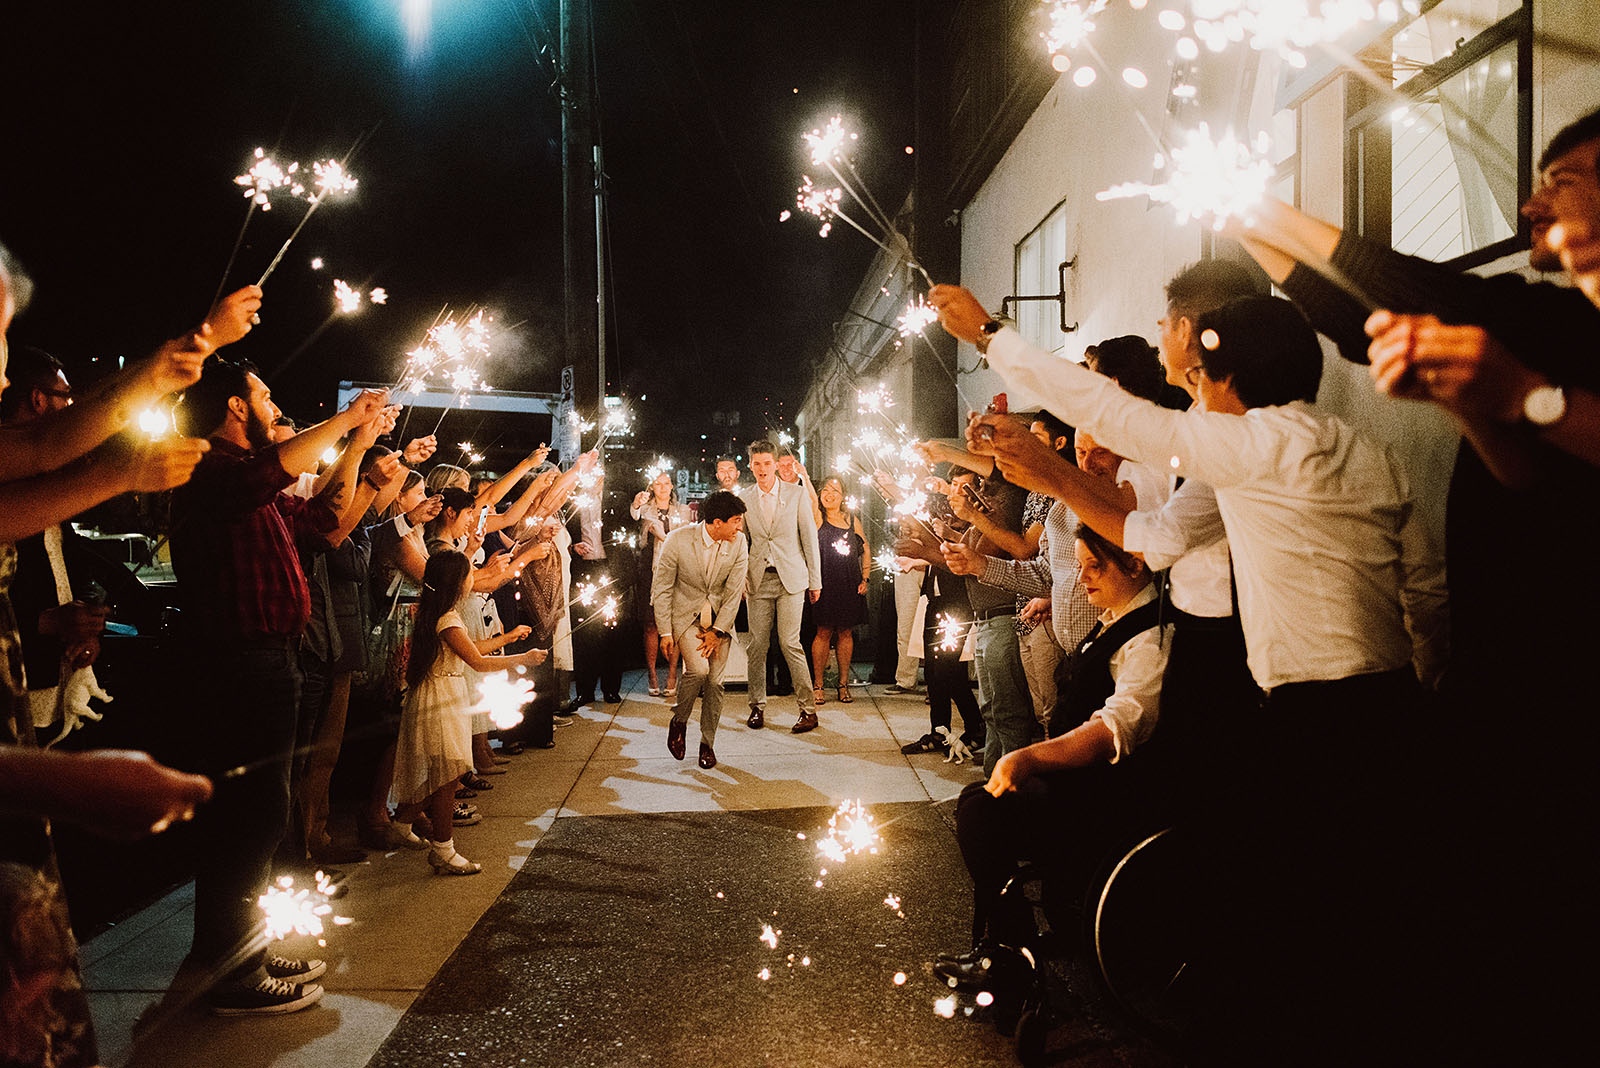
[122,435,212,493]
[0,748,214,839]
[1364,310,1542,423]
[940,540,984,576]
[402,434,438,465]
[406,493,443,527]
[201,285,265,348]
[927,284,996,344]
[966,413,1075,498]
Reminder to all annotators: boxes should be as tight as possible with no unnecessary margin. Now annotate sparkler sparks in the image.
[1040,1,1109,61]
[258,872,342,946]
[874,550,899,574]
[1097,124,1275,231]
[934,995,957,1018]
[833,535,851,556]
[813,800,881,865]
[332,278,363,314]
[369,287,388,304]
[896,297,939,338]
[936,613,966,652]
[759,924,780,949]
[472,673,535,730]
[1179,0,1412,69]
[138,408,171,439]
[794,175,843,237]
[856,384,894,414]
[803,115,857,165]
[234,148,298,210]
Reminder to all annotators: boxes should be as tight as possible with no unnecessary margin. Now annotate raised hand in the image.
[144,330,213,396]
[970,413,1068,497]
[504,624,532,644]
[928,284,993,343]
[1365,311,1539,421]
[941,540,983,575]
[369,452,404,488]
[341,388,389,428]
[203,285,264,348]
[124,436,210,492]
[407,493,443,526]
[403,435,438,465]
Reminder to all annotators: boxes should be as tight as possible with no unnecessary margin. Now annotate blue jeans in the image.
[973,616,1037,777]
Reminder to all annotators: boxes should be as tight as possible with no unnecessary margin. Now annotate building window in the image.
[1347,0,1529,268]
[1271,105,1300,208]
[1014,200,1069,355]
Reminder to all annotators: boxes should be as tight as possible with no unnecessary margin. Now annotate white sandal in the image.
[428,841,482,876]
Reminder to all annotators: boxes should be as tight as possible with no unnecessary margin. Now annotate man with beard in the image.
[170,359,387,1016]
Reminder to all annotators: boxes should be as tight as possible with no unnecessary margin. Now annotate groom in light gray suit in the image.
[739,440,823,733]
[652,490,750,769]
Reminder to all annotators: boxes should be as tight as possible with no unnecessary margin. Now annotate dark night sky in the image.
[0,0,918,466]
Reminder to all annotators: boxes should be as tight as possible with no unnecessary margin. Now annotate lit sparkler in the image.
[472,673,535,730]
[813,799,881,865]
[936,613,966,652]
[833,535,851,556]
[332,278,363,314]
[896,297,939,338]
[1178,0,1411,69]
[258,872,342,946]
[1039,0,1110,71]
[138,408,172,440]
[255,156,361,286]
[1097,123,1275,231]
[873,549,899,574]
[794,175,843,237]
[857,384,894,414]
[233,148,298,211]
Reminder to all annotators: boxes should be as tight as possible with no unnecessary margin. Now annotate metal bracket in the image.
[1000,257,1079,334]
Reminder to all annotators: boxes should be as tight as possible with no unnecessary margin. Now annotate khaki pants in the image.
[1018,623,1061,733]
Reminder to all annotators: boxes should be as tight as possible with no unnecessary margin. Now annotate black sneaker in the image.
[900,732,947,755]
[210,975,323,1016]
[265,954,327,983]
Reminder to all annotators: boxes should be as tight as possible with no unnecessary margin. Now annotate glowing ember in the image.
[934,996,957,1018]
[757,968,771,981]
[258,872,340,945]
[1097,123,1275,231]
[759,924,780,949]
[310,256,324,269]
[311,158,358,198]
[472,673,535,730]
[369,287,388,304]
[976,990,995,1007]
[884,894,901,910]
[893,972,907,985]
[1040,0,1108,59]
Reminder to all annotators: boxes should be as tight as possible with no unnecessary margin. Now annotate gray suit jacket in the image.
[738,479,822,595]
[651,523,749,641]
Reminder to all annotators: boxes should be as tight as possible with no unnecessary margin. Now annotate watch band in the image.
[975,319,1002,355]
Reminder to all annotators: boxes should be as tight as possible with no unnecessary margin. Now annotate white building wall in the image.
[956,2,1600,542]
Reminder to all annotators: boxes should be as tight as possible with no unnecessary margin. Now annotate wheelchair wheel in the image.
[1091,827,1197,1041]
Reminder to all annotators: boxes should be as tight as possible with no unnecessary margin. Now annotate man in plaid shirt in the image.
[171,359,387,1016]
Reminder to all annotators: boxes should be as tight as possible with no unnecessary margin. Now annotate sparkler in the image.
[332,278,363,314]
[255,157,361,286]
[138,408,172,440]
[833,535,851,556]
[935,613,966,652]
[472,672,536,730]
[234,148,299,211]
[258,872,345,947]
[896,296,939,338]
[813,799,881,865]
[1097,123,1275,231]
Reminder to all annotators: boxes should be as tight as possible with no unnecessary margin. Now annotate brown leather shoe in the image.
[698,742,717,770]
[747,707,765,730]
[792,711,819,734]
[667,719,687,760]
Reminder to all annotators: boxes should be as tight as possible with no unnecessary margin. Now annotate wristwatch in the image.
[1522,384,1567,426]
[975,319,1003,355]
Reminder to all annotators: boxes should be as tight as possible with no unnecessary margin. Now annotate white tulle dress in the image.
[391,609,473,806]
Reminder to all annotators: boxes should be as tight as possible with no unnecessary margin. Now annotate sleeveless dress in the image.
[814,519,865,629]
[391,610,473,806]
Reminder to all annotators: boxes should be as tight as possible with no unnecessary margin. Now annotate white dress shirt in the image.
[1114,458,1172,514]
[1087,584,1173,763]
[986,326,1448,690]
[1122,478,1234,619]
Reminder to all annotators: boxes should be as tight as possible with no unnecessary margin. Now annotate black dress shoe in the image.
[747,707,765,729]
[667,719,687,760]
[698,742,717,770]
[932,954,994,992]
[603,693,622,704]
[791,710,819,734]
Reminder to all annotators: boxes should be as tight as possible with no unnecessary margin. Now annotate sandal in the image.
[813,687,827,706]
[838,685,854,703]
[460,772,493,791]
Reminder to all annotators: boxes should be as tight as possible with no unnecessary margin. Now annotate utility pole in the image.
[561,0,600,435]
[594,143,607,405]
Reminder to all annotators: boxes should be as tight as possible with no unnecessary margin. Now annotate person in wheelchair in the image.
[933,522,1172,992]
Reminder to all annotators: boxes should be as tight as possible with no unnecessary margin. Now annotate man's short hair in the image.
[747,439,776,459]
[715,455,738,467]
[1164,259,1262,324]
[0,345,65,421]
[1025,409,1074,455]
[176,358,256,438]
[1540,106,1600,171]
[1195,296,1322,409]
[0,240,34,316]
[700,490,748,524]
[1085,335,1166,403]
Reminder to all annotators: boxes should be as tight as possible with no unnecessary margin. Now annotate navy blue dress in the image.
[814,519,865,629]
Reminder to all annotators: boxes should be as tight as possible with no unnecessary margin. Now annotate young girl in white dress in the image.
[392,550,546,874]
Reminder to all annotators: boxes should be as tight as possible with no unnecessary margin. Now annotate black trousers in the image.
[570,560,623,700]
[924,613,981,745]
[189,636,302,980]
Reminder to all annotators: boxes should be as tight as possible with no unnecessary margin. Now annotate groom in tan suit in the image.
[652,491,750,769]
[738,440,822,732]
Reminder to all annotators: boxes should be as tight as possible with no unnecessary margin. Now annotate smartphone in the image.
[81,580,108,608]
[475,505,491,537]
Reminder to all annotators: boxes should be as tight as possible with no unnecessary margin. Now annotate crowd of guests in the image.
[3,103,1599,1066]
[885,107,1600,1064]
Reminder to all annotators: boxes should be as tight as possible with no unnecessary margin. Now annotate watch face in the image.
[1525,385,1566,425]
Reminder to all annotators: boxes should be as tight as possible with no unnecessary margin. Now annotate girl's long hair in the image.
[408,550,472,689]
